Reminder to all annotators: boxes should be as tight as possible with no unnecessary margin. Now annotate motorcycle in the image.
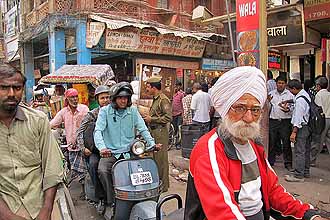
[85,138,184,220]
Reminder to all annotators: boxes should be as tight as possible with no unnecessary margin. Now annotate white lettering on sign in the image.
[238,1,257,17]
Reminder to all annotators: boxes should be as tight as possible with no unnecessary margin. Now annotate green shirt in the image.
[0,104,64,219]
[89,100,99,110]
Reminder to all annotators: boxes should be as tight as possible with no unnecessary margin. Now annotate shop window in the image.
[157,0,168,9]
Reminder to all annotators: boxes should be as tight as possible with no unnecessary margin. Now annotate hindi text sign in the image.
[105,27,206,58]
[86,22,106,48]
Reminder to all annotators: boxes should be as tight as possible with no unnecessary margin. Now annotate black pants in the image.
[87,153,105,200]
[98,155,121,205]
[268,119,292,168]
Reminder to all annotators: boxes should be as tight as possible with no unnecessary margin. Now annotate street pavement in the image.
[70,149,330,219]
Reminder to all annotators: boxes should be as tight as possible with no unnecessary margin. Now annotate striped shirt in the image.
[233,142,264,219]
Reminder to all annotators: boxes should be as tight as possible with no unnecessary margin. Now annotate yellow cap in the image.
[146,76,162,83]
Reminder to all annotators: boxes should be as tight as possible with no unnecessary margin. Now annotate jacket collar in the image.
[15,105,28,121]
[108,105,131,116]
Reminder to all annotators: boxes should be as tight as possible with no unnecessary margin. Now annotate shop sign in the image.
[5,38,20,61]
[268,52,281,69]
[202,58,235,70]
[304,0,330,21]
[72,84,89,106]
[86,22,106,48]
[105,27,206,58]
[4,6,17,40]
[267,6,304,47]
[236,0,260,68]
[140,64,176,99]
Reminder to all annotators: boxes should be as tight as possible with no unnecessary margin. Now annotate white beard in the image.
[220,116,261,142]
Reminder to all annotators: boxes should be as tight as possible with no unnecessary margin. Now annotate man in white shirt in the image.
[285,79,311,182]
[190,83,212,129]
[311,77,330,165]
[268,76,294,170]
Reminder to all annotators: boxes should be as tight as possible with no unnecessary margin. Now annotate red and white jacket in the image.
[184,128,318,220]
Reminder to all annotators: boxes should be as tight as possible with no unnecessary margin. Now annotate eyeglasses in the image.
[230,105,262,117]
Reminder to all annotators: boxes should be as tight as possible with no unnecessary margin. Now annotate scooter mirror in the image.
[131,140,146,156]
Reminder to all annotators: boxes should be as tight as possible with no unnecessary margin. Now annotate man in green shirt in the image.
[0,64,64,220]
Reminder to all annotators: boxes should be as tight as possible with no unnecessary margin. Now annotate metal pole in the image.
[225,0,236,66]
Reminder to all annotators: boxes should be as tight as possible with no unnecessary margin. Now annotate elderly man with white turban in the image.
[184,66,326,220]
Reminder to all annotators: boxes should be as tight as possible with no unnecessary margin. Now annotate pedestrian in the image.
[144,76,172,192]
[0,64,64,220]
[50,88,89,196]
[93,82,160,216]
[311,76,330,165]
[184,66,327,220]
[285,79,312,182]
[76,85,111,213]
[190,82,212,130]
[268,76,294,170]
[172,81,184,149]
[182,88,193,125]
[266,70,276,93]
[209,77,220,129]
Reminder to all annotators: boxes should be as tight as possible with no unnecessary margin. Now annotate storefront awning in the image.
[89,14,226,41]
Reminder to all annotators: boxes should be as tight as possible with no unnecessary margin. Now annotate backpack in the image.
[297,95,325,134]
[83,112,99,154]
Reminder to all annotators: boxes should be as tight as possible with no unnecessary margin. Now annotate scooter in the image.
[88,138,184,220]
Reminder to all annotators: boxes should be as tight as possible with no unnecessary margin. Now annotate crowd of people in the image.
[0,63,329,220]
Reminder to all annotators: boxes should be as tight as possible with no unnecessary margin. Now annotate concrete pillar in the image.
[76,20,91,64]
[49,29,66,74]
[23,42,34,102]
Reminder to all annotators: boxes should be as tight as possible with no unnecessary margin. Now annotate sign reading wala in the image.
[236,0,260,68]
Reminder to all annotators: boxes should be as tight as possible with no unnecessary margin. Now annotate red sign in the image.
[236,0,259,32]
[304,2,330,21]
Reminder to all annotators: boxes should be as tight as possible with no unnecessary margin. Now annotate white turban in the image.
[211,66,267,118]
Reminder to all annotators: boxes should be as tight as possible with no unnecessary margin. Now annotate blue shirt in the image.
[94,104,155,158]
[291,89,310,128]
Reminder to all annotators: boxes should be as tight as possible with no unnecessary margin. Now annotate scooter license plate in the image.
[130,171,153,186]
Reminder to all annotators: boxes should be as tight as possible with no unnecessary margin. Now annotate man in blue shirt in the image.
[94,82,160,211]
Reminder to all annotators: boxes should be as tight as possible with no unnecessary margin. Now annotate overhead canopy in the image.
[40,65,115,85]
[89,14,226,41]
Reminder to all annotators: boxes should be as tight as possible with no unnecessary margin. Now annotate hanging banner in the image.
[105,27,206,58]
[86,22,106,48]
[236,0,260,68]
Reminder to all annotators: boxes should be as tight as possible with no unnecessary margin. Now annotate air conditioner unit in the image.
[192,5,214,22]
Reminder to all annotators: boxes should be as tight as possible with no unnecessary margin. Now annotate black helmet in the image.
[111,82,133,107]
[94,85,111,97]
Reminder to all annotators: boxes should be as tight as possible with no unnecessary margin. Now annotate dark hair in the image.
[175,80,182,86]
[185,87,192,95]
[148,81,161,90]
[288,79,302,90]
[275,76,287,83]
[0,64,26,84]
[267,70,273,79]
[303,79,313,91]
[201,83,208,93]
[211,77,219,86]
[316,77,329,89]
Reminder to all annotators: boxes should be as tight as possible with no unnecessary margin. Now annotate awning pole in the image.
[225,0,236,66]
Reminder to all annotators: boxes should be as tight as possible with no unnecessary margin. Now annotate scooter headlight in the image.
[131,141,146,156]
